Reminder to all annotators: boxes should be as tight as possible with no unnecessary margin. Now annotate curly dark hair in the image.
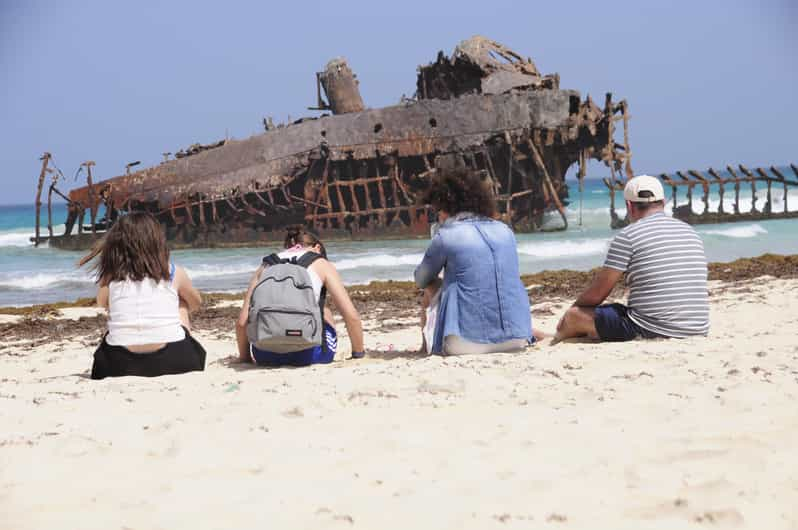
[421,168,497,218]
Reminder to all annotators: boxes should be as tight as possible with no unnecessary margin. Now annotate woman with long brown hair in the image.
[79,212,206,379]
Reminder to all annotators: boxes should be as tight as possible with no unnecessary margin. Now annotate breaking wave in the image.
[0,229,33,247]
[517,238,609,259]
[0,272,93,291]
[334,253,426,271]
[702,224,768,238]
[183,263,259,279]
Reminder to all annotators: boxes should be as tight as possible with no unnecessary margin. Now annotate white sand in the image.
[1,277,797,529]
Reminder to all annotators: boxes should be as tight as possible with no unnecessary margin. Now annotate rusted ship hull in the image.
[34,37,632,249]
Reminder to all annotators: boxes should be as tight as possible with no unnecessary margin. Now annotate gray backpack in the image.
[246,252,326,353]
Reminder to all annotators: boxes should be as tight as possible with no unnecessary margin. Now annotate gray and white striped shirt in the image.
[604,212,709,338]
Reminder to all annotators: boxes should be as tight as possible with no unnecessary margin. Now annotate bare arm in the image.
[573,267,623,307]
[315,260,364,354]
[96,284,109,310]
[237,266,264,328]
[236,266,264,362]
[173,266,202,312]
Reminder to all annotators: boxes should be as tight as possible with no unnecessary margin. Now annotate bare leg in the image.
[235,318,252,362]
[178,300,191,330]
[554,306,599,342]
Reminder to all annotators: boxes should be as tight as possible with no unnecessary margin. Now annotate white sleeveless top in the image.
[106,266,185,346]
[277,247,323,301]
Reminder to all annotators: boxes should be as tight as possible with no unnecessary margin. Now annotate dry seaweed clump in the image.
[348,280,417,304]
[521,269,602,299]
[708,254,798,282]
[0,314,107,354]
[0,297,95,317]
[201,292,246,307]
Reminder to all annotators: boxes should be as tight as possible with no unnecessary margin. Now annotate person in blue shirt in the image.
[415,169,541,355]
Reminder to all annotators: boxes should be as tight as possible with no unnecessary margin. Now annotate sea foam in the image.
[517,238,609,258]
[0,230,33,247]
[183,263,260,279]
[702,224,768,238]
[0,272,93,291]
[334,253,426,271]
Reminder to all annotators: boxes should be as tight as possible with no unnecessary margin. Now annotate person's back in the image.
[79,212,206,379]
[106,266,184,347]
[426,215,531,347]
[235,229,365,366]
[414,169,535,355]
[555,175,709,343]
[605,212,709,337]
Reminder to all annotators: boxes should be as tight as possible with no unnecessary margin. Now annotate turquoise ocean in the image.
[1,177,797,307]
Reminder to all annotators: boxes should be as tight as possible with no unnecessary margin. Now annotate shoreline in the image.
[1,253,796,351]
[1,252,796,314]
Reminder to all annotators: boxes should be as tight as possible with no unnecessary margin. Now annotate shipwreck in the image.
[603,164,798,228]
[33,36,633,249]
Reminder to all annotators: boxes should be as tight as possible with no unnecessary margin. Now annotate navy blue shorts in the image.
[593,303,661,342]
[251,323,337,367]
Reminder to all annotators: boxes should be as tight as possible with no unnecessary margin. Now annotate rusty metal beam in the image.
[239,194,267,217]
[708,168,725,214]
[527,139,567,229]
[33,153,51,246]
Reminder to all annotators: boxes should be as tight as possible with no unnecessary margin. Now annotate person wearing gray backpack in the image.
[235,229,365,366]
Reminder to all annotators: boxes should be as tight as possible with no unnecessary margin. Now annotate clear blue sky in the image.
[1,0,795,205]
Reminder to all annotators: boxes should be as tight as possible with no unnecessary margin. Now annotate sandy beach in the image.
[1,258,797,529]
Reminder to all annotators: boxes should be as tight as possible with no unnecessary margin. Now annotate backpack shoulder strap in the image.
[294,251,323,269]
[291,251,328,353]
[262,253,285,267]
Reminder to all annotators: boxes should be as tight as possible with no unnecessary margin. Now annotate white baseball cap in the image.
[624,174,665,203]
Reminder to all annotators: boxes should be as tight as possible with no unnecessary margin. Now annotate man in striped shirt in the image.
[555,175,709,342]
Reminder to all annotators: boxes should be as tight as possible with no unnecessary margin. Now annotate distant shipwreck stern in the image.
[35,36,633,249]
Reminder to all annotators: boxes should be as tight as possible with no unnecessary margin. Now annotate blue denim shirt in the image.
[414,215,533,353]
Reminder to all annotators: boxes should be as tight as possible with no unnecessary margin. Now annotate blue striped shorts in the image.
[251,322,337,366]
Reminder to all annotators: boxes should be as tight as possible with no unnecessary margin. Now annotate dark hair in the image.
[421,168,497,218]
[629,199,665,213]
[79,212,170,285]
[284,226,327,259]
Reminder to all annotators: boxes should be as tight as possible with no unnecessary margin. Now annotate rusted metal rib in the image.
[527,138,567,230]
[239,194,267,217]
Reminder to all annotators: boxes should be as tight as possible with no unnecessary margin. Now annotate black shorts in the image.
[90,327,206,380]
[593,303,663,342]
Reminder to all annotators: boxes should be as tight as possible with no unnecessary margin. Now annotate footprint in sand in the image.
[56,434,111,457]
[663,447,731,462]
[631,498,744,526]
